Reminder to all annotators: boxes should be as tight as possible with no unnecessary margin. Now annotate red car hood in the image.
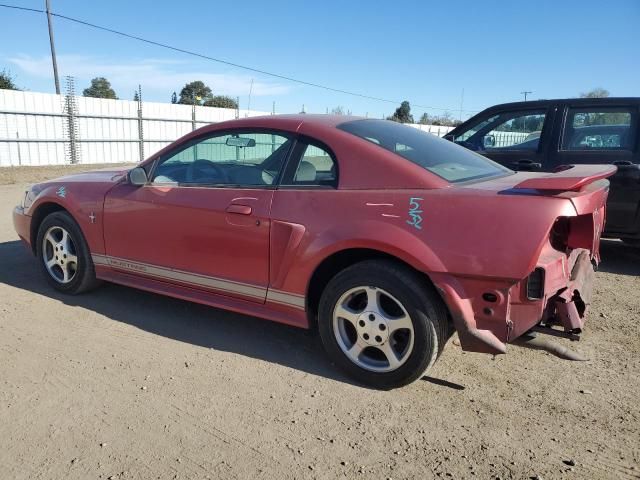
[52,166,131,184]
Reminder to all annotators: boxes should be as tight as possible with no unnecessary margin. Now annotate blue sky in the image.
[1,0,638,119]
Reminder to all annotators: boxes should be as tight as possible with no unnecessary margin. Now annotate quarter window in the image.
[562,108,635,151]
[152,131,292,187]
[284,142,338,187]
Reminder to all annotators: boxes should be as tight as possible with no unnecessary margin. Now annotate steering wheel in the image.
[186,159,226,183]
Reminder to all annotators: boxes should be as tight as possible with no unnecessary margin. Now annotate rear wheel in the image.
[36,211,101,294]
[318,260,450,389]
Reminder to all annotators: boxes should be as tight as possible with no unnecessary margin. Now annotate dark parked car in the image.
[446,97,640,243]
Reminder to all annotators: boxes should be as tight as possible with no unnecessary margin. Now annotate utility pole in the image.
[45,0,60,94]
[521,91,532,101]
[246,79,254,116]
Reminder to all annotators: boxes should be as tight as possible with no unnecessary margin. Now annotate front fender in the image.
[27,182,108,255]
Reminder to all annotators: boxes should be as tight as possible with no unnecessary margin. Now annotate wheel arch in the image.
[305,247,446,329]
[30,202,72,254]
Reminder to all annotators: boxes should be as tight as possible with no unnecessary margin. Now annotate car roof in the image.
[198,114,365,133]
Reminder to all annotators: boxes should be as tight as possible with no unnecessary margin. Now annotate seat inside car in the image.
[295,161,317,182]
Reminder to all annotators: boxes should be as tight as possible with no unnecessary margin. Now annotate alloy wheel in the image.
[332,286,414,372]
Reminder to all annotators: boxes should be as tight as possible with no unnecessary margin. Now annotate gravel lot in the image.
[1,166,639,479]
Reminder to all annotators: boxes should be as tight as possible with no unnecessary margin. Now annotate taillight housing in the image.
[526,268,545,300]
[550,217,570,252]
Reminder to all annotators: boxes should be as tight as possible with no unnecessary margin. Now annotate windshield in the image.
[337,119,511,183]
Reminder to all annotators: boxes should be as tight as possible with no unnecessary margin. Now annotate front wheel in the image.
[36,211,101,294]
[318,260,450,389]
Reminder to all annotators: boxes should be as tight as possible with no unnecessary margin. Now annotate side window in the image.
[152,131,292,187]
[481,111,546,151]
[452,111,546,152]
[561,108,635,151]
[454,115,499,143]
[284,142,338,187]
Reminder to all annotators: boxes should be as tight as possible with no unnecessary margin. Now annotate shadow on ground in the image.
[0,239,458,389]
[599,239,640,276]
[0,239,352,384]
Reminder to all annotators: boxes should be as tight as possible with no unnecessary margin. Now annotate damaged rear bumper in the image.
[431,245,596,355]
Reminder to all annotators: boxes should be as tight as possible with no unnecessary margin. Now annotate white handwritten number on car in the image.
[407,197,424,230]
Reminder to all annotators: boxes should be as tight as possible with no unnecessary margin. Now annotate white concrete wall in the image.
[0,89,453,167]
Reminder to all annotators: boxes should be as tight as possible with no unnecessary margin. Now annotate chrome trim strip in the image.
[91,254,306,310]
[267,289,306,308]
[92,254,264,299]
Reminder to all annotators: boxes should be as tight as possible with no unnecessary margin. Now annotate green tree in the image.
[82,77,117,99]
[0,69,20,90]
[580,87,610,98]
[204,95,238,109]
[387,101,414,123]
[133,91,140,102]
[331,106,345,115]
[431,111,455,126]
[171,91,177,104]
[178,81,212,104]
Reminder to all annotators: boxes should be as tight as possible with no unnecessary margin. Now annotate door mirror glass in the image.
[225,137,256,147]
[129,167,148,186]
[483,134,496,148]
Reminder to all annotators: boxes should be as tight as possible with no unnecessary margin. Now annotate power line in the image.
[0,2,478,114]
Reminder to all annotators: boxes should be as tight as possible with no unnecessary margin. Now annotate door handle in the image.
[612,160,633,166]
[226,204,252,215]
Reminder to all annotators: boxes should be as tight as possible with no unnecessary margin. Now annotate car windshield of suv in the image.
[337,119,512,183]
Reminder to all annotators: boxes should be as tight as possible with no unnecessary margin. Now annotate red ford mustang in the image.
[13,115,615,388]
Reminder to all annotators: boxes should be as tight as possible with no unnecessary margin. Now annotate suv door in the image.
[451,107,555,171]
[102,129,293,303]
[548,104,640,235]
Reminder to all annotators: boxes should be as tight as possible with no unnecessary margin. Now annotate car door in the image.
[451,107,556,171]
[102,129,294,303]
[548,104,640,234]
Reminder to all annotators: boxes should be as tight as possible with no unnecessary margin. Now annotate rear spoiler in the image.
[513,164,617,192]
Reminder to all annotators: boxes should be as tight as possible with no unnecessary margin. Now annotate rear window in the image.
[337,119,511,183]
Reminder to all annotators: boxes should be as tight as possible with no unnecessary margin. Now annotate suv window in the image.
[283,141,338,187]
[453,110,547,152]
[562,108,635,151]
[484,112,546,150]
[152,131,292,187]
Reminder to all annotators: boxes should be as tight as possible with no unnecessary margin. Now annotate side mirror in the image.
[483,134,496,148]
[129,167,148,186]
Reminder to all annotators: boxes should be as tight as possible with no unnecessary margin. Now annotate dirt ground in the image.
[0,166,638,480]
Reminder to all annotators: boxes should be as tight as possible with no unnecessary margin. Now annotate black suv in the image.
[446,98,640,243]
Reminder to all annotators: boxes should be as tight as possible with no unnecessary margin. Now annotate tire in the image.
[36,211,101,294]
[318,259,450,389]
